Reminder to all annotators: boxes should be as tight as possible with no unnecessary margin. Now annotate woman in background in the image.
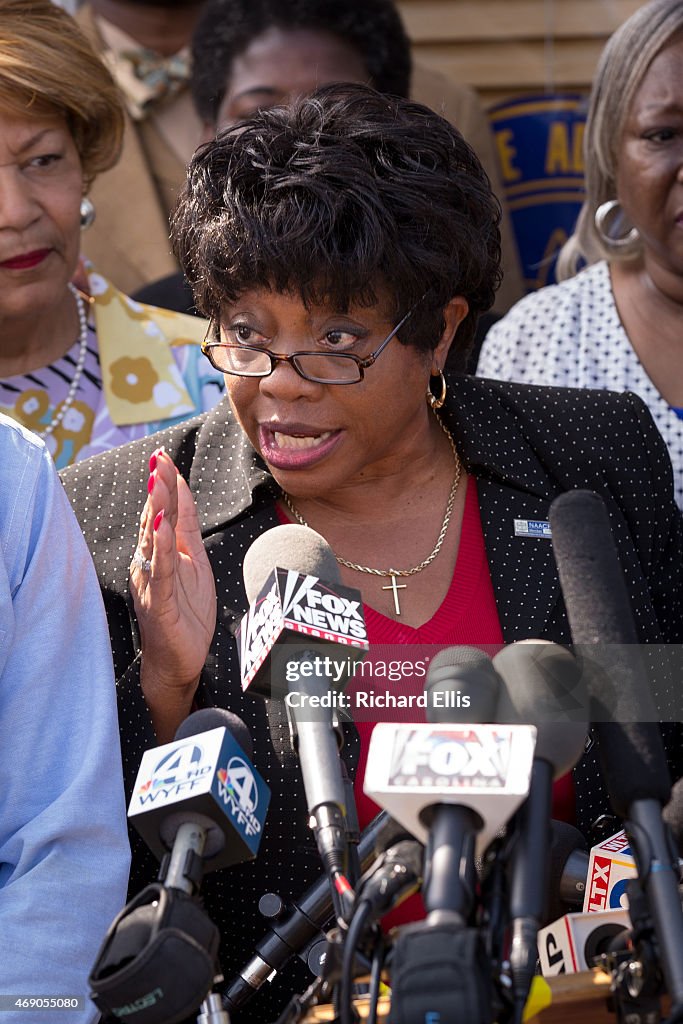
[135,0,523,336]
[0,0,222,468]
[478,0,683,509]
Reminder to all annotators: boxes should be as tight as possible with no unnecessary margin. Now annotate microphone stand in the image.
[595,876,666,1024]
[285,666,352,926]
[221,811,404,1014]
[197,992,231,1023]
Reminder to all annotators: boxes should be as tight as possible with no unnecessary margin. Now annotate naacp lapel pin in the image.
[514,518,552,539]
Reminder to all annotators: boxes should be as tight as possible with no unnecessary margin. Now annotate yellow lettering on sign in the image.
[495,129,521,182]
[546,122,585,174]
[572,122,585,173]
[545,122,570,174]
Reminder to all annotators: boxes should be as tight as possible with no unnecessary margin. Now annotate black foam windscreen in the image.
[583,922,629,966]
[243,523,340,603]
[548,490,670,813]
[596,725,671,814]
[89,884,219,1024]
[424,645,501,723]
[549,490,638,646]
[174,706,253,760]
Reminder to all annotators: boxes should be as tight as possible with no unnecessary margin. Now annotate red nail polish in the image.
[153,509,165,531]
[147,472,155,494]
[149,452,157,472]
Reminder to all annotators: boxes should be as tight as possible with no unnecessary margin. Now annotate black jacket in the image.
[62,374,683,1019]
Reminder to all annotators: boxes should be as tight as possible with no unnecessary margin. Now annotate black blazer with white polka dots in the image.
[62,374,683,1018]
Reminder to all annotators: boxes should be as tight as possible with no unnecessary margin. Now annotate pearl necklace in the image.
[41,283,89,438]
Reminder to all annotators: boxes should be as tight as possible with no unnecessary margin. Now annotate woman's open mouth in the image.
[258,424,342,469]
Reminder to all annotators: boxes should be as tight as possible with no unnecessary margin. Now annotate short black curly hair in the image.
[191,0,411,125]
[172,84,501,366]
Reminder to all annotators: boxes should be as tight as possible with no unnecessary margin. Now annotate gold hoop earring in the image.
[427,370,447,410]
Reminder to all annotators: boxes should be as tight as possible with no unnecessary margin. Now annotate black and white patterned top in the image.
[477,260,683,510]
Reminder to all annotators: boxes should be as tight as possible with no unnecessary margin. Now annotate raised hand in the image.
[130,447,217,742]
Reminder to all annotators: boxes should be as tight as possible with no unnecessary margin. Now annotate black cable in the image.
[348,842,361,888]
[331,869,355,928]
[273,975,325,1024]
[340,901,373,1024]
[513,993,526,1024]
[366,932,385,1024]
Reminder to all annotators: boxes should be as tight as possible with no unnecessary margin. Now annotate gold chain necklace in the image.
[280,417,462,616]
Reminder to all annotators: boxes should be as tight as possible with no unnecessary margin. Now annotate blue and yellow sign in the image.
[489,94,587,291]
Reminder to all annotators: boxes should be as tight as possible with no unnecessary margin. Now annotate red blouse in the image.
[277,478,575,923]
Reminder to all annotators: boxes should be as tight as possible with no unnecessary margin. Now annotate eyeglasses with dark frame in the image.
[201,303,417,385]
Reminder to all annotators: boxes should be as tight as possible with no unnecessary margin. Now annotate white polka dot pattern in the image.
[477,260,683,510]
[61,379,683,1018]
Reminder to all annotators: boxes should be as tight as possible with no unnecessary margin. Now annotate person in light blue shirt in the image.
[0,412,130,1023]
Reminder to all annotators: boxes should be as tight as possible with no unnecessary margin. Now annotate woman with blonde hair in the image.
[0,0,222,467]
[478,0,683,509]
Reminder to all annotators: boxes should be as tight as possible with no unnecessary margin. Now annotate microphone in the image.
[367,648,521,1024]
[222,811,412,1012]
[550,489,683,1010]
[354,839,424,921]
[493,641,587,1020]
[547,820,589,922]
[422,645,504,921]
[424,644,501,723]
[238,523,368,699]
[128,706,270,876]
[364,646,535,917]
[584,827,638,913]
[90,709,270,1024]
[237,524,369,886]
[538,907,630,977]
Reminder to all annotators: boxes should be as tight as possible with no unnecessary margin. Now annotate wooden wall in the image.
[396,0,644,107]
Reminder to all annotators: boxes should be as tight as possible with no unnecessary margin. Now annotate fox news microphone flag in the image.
[236,523,369,699]
[236,524,370,898]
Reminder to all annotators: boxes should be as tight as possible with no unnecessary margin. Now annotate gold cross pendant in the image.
[382,573,407,616]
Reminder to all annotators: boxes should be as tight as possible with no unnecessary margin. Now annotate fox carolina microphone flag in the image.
[364,721,536,857]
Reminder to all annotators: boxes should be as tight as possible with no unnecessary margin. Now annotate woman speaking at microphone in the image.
[62,85,683,1021]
